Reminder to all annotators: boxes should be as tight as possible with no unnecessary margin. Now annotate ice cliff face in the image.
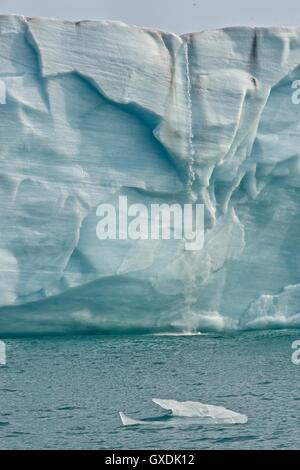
[0,15,299,334]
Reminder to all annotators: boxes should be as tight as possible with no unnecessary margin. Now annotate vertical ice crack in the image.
[184,37,196,187]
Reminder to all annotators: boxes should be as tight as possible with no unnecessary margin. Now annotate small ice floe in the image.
[152,332,202,337]
[119,398,248,426]
[119,412,146,426]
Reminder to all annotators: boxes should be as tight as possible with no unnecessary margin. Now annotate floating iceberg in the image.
[153,399,248,424]
[119,412,147,426]
[0,15,299,334]
[119,399,248,426]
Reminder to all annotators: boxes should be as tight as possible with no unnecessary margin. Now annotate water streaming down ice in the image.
[0,16,299,335]
[184,37,196,187]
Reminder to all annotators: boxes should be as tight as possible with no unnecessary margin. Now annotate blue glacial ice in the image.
[0,15,299,334]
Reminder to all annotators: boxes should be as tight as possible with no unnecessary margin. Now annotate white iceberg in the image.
[119,399,248,426]
[153,399,248,424]
[119,412,146,426]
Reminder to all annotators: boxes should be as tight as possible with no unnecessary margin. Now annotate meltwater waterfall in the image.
[184,37,196,187]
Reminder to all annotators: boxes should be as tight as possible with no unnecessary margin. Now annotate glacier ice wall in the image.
[0,15,299,334]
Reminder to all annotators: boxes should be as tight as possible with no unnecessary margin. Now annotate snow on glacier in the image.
[0,15,299,334]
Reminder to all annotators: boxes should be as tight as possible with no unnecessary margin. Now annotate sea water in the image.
[0,330,299,449]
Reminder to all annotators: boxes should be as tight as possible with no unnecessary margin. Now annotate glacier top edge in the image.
[1,13,300,39]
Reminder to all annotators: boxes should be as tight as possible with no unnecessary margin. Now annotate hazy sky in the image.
[0,0,299,33]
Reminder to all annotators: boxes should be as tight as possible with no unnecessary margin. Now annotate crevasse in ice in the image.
[0,15,299,334]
